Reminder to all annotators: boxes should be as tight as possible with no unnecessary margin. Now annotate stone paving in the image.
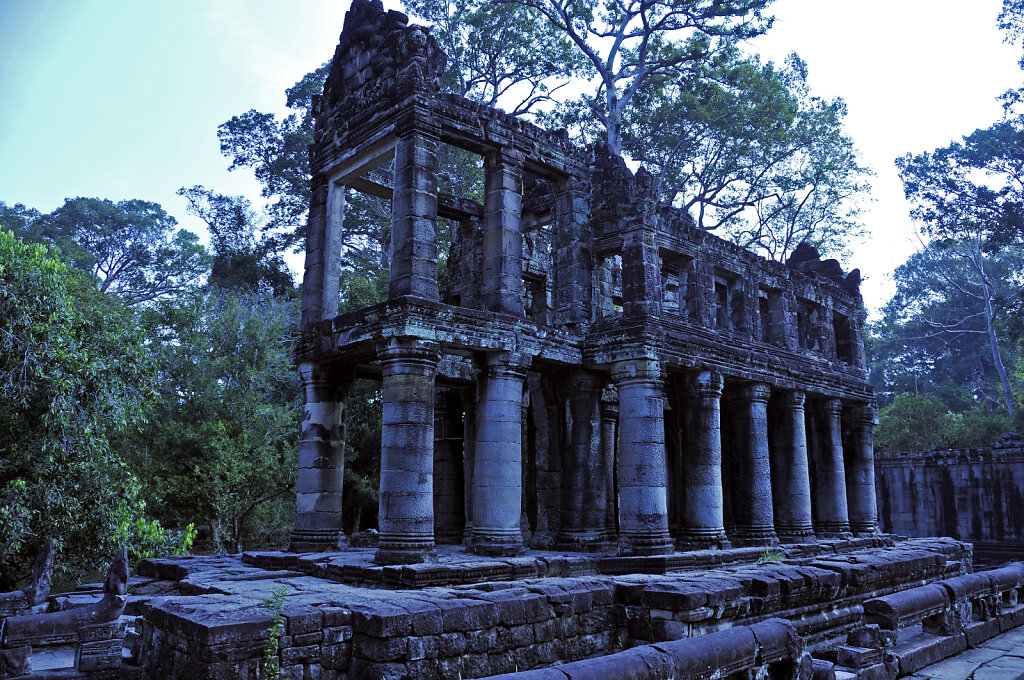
[907,627,1024,679]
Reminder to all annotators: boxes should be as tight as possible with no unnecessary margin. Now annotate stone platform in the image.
[125,537,970,679]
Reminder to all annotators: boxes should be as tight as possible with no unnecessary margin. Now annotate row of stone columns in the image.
[614,360,877,555]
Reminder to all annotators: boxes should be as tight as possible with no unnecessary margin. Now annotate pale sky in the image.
[1,0,1021,316]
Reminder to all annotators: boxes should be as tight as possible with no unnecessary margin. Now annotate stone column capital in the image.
[687,370,724,400]
[610,358,663,386]
[729,382,771,405]
[849,401,877,425]
[481,352,531,381]
[485,146,526,169]
[818,396,843,417]
[376,338,440,373]
[394,105,441,140]
[776,389,806,409]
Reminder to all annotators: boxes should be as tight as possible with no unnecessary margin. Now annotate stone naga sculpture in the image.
[0,539,54,618]
[1,548,128,650]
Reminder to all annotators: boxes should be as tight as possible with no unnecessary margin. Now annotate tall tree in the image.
[132,288,301,553]
[0,230,163,585]
[509,0,774,154]
[177,186,294,294]
[628,52,869,260]
[407,0,590,115]
[6,197,208,305]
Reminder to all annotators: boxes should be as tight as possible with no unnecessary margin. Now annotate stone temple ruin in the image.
[289,0,877,565]
[16,3,1024,679]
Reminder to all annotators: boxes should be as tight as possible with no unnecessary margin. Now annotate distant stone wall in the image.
[875,438,1024,560]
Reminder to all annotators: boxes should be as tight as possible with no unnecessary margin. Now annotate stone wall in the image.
[875,438,1024,561]
[131,539,968,680]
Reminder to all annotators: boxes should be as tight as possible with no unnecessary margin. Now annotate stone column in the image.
[290,363,351,552]
[389,128,440,301]
[472,354,530,555]
[460,388,476,546]
[601,393,619,543]
[300,178,344,327]
[557,371,607,551]
[769,391,815,543]
[375,338,439,564]
[612,359,673,556]
[433,390,465,544]
[678,371,730,550]
[812,397,852,537]
[727,383,778,546]
[845,403,878,535]
[482,149,525,316]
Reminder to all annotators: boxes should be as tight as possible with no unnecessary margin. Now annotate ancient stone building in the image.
[289,0,877,565]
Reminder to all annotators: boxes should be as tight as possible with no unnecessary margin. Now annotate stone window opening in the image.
[661,253,695,319]
[834,312,853,363]
[796,301,821,352]
[524,274,548,323]
[596,253,624,318]
[713,270,741,330]
[758,288,782,345]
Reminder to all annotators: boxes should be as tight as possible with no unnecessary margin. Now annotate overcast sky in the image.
[1,0,1022,316]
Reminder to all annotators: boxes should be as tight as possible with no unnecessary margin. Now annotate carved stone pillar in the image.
[845,402,878,535]
[812,397,852,538]
[389,128,440,301]
[290,363,351,552]
[471,354,530,555]
[482,149,525,316]
[375,338,439,564]
[460,388,476,546]
[678,371,730,550]
[601,392,619,543]
[726,383,778,546]
[300,177,344,327]
[557,370,607,551]
[612,359,673,556]
[433,390,465,544]
[769,391,815,543]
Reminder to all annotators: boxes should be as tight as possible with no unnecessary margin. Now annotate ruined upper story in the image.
[300,0,870,392]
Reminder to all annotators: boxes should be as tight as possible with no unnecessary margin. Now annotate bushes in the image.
[875,392,1014,453]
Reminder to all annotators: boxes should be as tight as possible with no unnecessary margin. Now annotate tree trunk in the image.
[976,246,1016,419]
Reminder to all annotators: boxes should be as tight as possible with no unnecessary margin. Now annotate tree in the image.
[896,124,1024,419]
[177,186,294,294]
[407,0,590,115]
[217,65,330,252]
[628,52,869,260]
[5,197,208,305]
[1001,0,1024,68]
[510,0,774,154]
[132,288,301,553]
[874,394,961,453]
[0,229,176,586]
[868,242,1023,416]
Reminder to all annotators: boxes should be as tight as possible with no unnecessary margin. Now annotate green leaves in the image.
[0,229,156,586]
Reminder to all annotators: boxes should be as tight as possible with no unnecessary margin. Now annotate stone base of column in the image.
[851,522,878,536]
[556,529,609,553]
[814,522,853,539]
[676,529,731,551]
[374,533,435,565]
[470,528,525,557]
[288,529,346,553]
[434,528,464,545]
[728,526,779,548]
[618,531,673,556]
[776,525,816,544]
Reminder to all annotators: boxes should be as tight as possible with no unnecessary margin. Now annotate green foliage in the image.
[0,229,167,586]
[342,380,383,533]
[875,393,1015,452]
[407,0,590,116]
[628,51,869,260]
[10,197,208,304]
[131,287,301,553]
[875,394,962,453]
[261,584,289,680]
[756,548,785,564]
